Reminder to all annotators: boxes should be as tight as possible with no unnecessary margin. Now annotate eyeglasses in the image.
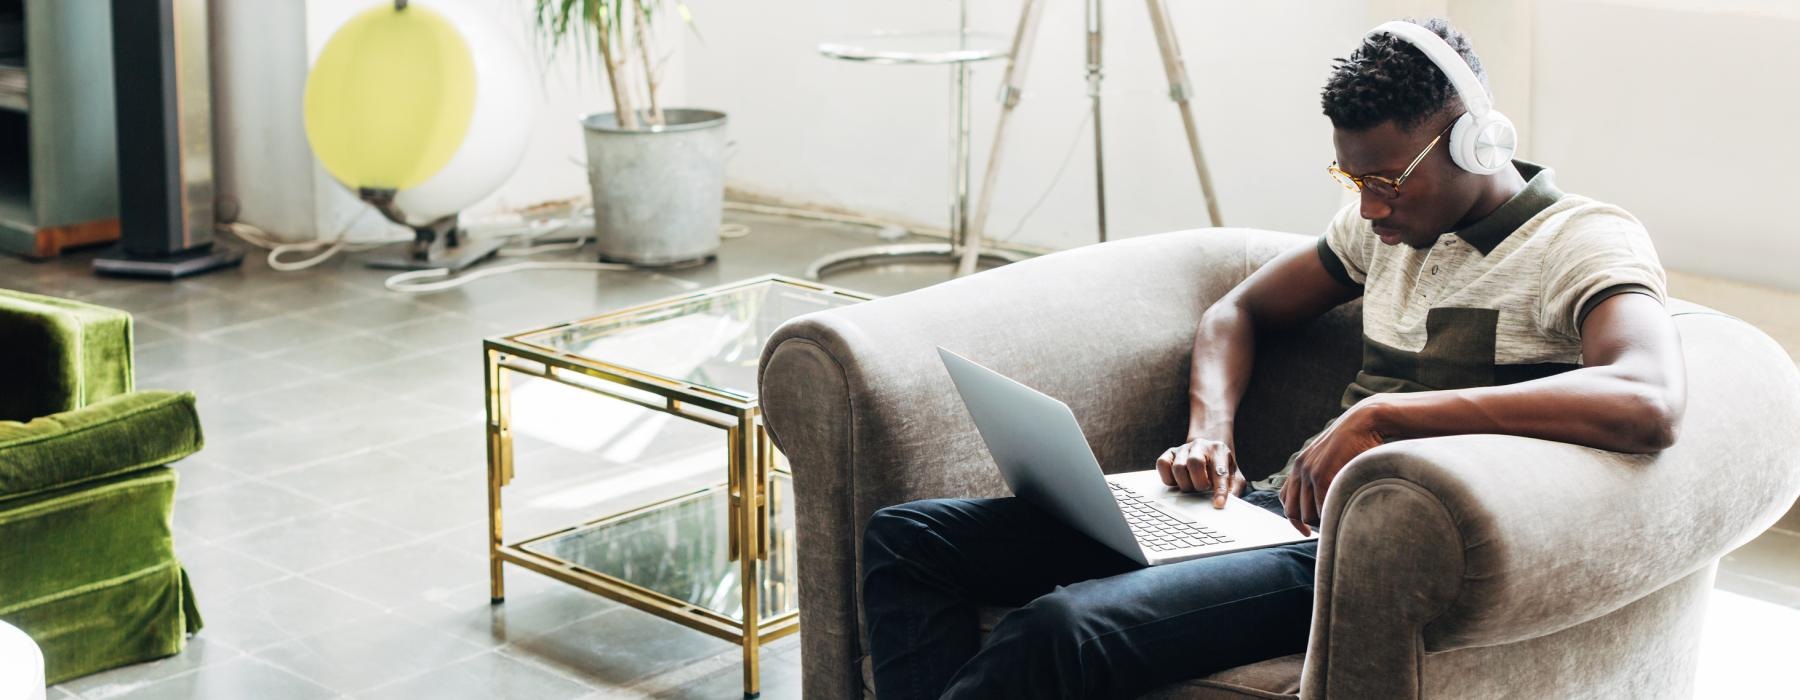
[1327,121,1454,199]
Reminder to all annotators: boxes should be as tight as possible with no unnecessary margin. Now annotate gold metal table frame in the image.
[483,274,872,698]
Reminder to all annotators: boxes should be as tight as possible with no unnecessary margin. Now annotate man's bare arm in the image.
[1281,291,1687,532]
[1361,292,1686,450]
[1157,243,1361,505]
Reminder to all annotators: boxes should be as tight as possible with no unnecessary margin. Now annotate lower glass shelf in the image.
[518,473,798,626]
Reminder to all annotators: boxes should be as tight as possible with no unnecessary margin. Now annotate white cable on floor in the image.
[382,260,639,293]
[221,208,593,270]
[381,218,752,294]
[220,209,396,271]
[219,201,759,294]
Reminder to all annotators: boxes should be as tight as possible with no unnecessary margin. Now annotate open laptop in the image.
[938,347,1316,566]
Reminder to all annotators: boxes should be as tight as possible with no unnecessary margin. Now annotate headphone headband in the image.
[1369,21,1492,119]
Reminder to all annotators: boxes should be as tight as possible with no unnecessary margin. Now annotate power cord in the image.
[381,260,639,293]
[221,209,395,271]
[999,109,1093,243]
[383,227,755,294]
[219,198,754,294]
[380,212,752,294]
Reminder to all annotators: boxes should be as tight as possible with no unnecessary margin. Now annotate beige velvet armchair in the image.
[757,228,1800,699]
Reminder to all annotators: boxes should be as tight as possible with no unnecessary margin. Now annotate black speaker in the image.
[94,0,240,279]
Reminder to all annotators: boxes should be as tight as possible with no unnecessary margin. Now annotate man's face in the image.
[1331,119,1480,249]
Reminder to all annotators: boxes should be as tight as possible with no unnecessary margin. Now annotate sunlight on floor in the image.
[1697,588,1800,696]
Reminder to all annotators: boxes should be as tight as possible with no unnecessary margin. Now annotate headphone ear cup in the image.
[1476,111,1518,172]
[1449,111,1517,175]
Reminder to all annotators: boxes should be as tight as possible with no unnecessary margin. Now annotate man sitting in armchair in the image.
[860,17,1686,699]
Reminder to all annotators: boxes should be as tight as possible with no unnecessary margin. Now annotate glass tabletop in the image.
[819,31,1011,65]
[510,278,866,400]
[521,475,799,625]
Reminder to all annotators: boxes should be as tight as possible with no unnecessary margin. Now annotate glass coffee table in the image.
[482,274,873,697]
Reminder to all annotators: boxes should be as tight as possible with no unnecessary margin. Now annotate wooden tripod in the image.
[957,0,1226,275]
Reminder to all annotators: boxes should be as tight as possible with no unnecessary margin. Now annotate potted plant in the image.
[530,0,726,267]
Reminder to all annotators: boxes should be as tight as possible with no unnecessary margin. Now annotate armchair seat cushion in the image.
[0,391,203,502]
[983,606,1303,700]
[1151,654,1304,700]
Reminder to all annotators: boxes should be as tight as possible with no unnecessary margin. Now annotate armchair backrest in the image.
[1234,299,1364,480]
[0,290,135,422]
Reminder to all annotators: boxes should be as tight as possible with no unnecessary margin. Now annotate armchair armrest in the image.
[1299,308,1800,699]
[0,290,135,422]
[0,391,203,503]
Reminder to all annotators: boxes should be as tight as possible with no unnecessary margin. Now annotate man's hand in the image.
[1156,437,1245,509]
[1279,399,1388,535]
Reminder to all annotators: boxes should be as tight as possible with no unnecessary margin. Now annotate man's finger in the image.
[1183,449,1208,494]
[1300,475,1321,529]
[1279,478,1296,524]
[1170,444,1194,491]
[1207,444,1230,509]
[1290,478,1314,536]
[1156,449,1176,486]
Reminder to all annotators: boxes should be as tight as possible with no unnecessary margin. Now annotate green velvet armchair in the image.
[0,289,204,684]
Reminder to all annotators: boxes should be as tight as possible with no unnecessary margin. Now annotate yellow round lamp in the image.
[304,1,533,232]
[305,4,474,192]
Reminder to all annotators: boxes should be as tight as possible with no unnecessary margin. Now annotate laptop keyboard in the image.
[1109,482,1235,552]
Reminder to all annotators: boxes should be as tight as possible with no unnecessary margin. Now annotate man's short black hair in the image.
[1321,18,1485,132]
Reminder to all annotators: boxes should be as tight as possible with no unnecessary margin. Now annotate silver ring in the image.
[1215,464,1228,476]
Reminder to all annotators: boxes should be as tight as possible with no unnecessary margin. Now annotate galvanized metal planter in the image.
[581,108,728,267]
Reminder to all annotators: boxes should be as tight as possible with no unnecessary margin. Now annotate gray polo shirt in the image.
[1254,161,1667,492]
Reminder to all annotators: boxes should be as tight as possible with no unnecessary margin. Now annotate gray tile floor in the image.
[6,212,959,700]
[2,211,1797,698]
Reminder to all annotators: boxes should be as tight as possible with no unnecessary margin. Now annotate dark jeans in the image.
[861,489,1317,700]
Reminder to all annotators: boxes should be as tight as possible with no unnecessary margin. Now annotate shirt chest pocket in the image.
[1412,307,1500,389]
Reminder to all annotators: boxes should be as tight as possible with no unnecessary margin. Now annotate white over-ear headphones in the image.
[1368,21,1517,175]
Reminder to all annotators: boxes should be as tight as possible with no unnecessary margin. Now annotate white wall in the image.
[213,0,657,243]
[212,0,1800,293]
[1530,0,1800,292]
[679,0,1369,250]
[679,0,1800,292]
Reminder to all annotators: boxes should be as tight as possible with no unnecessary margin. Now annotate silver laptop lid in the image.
[936,347,1146,564]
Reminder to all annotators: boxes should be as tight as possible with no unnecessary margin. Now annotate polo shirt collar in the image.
[1453,160,1564,255]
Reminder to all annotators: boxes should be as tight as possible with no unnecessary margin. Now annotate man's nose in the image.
[1359,190,1392,222]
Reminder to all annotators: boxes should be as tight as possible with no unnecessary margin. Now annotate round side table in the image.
[0,620,45,700]
[809,31,1031,280]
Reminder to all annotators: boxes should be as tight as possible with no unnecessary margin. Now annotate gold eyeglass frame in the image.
[1327,121,1455,199]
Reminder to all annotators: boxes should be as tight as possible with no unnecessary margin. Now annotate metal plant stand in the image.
[814,0,1227,281]
[810,14,1030,281]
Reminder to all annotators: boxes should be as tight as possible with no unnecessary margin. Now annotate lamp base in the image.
[355,193,502,272]
[363,237,505,272]
[93,245,245,280]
